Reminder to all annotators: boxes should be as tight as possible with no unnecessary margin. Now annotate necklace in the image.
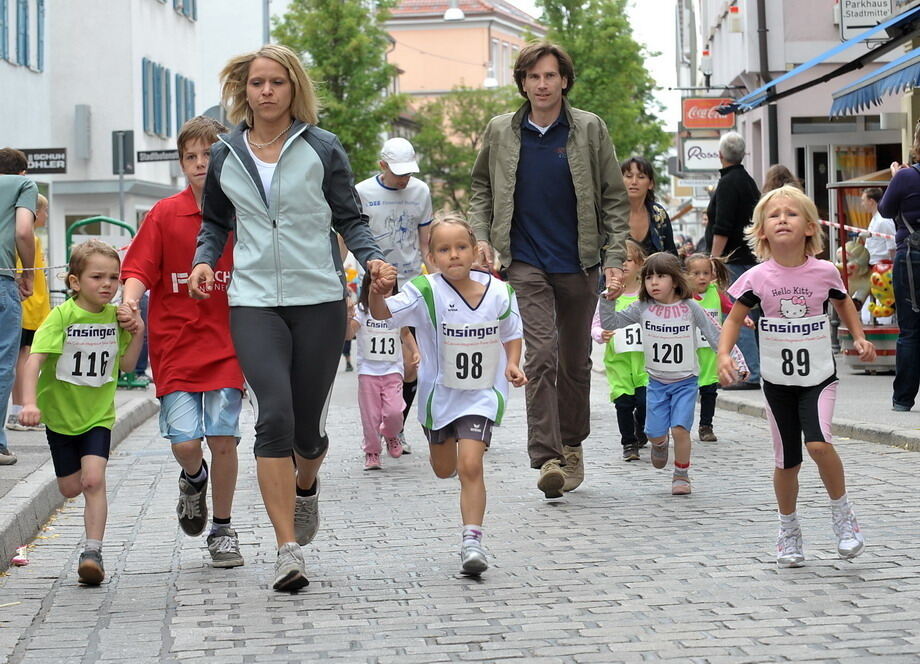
[247,120,294,149]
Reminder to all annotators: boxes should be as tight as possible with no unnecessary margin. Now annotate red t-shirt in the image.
[122,187,243,397]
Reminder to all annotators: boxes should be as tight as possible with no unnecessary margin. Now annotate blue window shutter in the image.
[154,64,162,136]
[36,0,43,71]
[175,73,182,129]
[166,67,172,136]
[142,58,149,132]
[0,0,8,61]
[188,80,195,119]
[17,0,28,67]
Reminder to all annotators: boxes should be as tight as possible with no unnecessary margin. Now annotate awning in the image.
[719,5,920,115]
[830,46,920,115]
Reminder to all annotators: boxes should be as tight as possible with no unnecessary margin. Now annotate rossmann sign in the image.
[681,98,735,129]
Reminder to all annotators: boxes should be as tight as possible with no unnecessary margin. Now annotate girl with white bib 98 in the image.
[369,215,526,576]
[348,272,419,470]
[718,185,876,568]
[601,252,746,496]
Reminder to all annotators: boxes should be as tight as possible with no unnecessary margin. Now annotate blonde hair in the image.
[220,44,319,127]
[67,239,120,293]
[684,252,730,290]
[428,212,477,247]
[36,193,48,213]
[746,185,824,261]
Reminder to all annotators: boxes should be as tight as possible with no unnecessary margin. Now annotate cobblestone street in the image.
[1,366,918,663]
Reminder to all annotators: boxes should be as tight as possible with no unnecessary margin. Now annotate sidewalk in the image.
[0,387,158,572]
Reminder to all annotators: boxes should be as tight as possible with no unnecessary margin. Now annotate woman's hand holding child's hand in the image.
[117,303,144,334]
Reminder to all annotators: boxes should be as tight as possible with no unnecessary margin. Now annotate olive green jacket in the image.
[468,99,629,271]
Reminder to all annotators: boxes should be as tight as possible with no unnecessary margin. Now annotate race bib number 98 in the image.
[440,321,501,391]
[759,315,835,386]
[56,323,119,387]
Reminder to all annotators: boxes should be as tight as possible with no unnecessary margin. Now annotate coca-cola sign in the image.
[682,98,735,129]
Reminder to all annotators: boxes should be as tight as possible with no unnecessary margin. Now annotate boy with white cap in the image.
[355,137,434,453]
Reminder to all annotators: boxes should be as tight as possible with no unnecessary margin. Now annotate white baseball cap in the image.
[380,137,419,175]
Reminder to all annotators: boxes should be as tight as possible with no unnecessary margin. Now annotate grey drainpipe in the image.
[757,0,779,165]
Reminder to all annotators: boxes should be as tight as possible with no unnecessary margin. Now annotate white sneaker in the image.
[776,525,805,568]
[832,502,865,560]
[398,430,411,455]
[294,478,320,546]
[273,543,308,592]
[5,414,28,432]
[460,538,488,576]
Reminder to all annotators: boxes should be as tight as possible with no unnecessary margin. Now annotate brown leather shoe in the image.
[698,425,717,442]
[562,445,584,491]
[537,459,565,499]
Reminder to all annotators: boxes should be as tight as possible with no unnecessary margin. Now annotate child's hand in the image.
[19,404,41,428]
[854,338,876,362]
[743,316,755,329]
[368,260,397,294]
[600,329,613,343]
[602,284,624,300]
[117,303,142,334]
[505,363,527,387]
[717,354,739,386]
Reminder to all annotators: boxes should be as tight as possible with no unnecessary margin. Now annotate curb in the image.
[716,394,920,452]
[0,396,159,573]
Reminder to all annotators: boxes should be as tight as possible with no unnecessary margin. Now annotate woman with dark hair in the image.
[762,164,803,194]
[621,156,677,257]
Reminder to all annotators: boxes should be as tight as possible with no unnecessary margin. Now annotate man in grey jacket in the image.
[469,42,629,499]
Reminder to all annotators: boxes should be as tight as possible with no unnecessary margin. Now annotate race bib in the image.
[695,309,720,350]
[643,319,696,373]
[440,321,501,391]
[360,324,402,363]
[612,324,643,353]
[759,315,835,386]
[56,323,119,387]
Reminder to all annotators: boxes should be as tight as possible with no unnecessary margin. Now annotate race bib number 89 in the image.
[56,324,119,387]
[759,315,835,386]
[440,321,501,391]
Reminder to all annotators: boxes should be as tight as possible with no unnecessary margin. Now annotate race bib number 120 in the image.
[56,323,119,387]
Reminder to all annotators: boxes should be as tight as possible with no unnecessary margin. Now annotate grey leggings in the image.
[231,300,346,459]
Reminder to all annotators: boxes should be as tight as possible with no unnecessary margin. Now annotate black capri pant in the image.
[231,300,346,459]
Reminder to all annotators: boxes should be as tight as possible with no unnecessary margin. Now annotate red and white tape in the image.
[819,218,895,240]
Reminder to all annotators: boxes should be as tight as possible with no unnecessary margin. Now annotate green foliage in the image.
[273,0,407,179]
[412,86,521,211]
[536,0,670,163]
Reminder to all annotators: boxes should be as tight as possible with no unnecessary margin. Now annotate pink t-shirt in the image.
[728,257,847,318]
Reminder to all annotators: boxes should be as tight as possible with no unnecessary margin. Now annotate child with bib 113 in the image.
[348,271,419,470]
[369,214,526,576]
[18,240,145,585]
[718,185,876,568]
[591,238,649,462]
[600,251,747,496]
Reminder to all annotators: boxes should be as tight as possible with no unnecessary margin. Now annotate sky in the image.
[507,0,680,129]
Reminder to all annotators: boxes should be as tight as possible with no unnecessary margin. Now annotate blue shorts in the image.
[645,376,698,439]
[159,388,242,444]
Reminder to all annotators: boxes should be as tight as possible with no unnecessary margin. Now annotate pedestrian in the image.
[761,164,803,194]
[862,188,896,268]
[622,156,677,257]
[368,214,526,575]
[717,185,876,567]
[469,41,629,499]
[188,44,395,592]
[0,147,36,465]
[684,253,754,443]
[707,131,762,390]
[8,194,51,432]
[119,115,246,569]
[591,238,648,462]
[355,137,434,454]
[879,132,920,412]
[600,252,747,496]
[18,240,146,584]
[348,271,419,470]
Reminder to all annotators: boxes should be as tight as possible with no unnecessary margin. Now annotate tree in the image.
[412,86,521,211]
[536,0,670,163]
[274,0,407,179]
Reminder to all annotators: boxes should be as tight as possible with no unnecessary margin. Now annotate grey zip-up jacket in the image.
[194,121,384,307]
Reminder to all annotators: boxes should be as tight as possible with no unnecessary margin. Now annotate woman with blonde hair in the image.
[189,44,396,592]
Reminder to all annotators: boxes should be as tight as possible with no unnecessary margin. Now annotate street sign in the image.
[137,149,179,162]
[840,0,894,40]
[112,130,135,175]
[677,177,718,188]
[681,138,722,172]
[681,98,735,129]
[20,148,67,174]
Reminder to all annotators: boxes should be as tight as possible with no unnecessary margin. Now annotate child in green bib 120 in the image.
[369,213,526,577]
[19,239,145,586]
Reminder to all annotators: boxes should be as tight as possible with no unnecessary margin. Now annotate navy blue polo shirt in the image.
[510,113,581,273]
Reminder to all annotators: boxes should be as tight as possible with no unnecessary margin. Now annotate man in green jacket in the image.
[469,42,629,500]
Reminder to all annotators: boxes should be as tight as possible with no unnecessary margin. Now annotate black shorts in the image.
[20,328,35,348]
[46,426,112,477]
[423,415,493,447]
[763,375,838,469]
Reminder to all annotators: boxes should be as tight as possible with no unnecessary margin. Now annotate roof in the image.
[390,0,544,30]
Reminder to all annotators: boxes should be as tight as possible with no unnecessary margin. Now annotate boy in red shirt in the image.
[120,117,245,567]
